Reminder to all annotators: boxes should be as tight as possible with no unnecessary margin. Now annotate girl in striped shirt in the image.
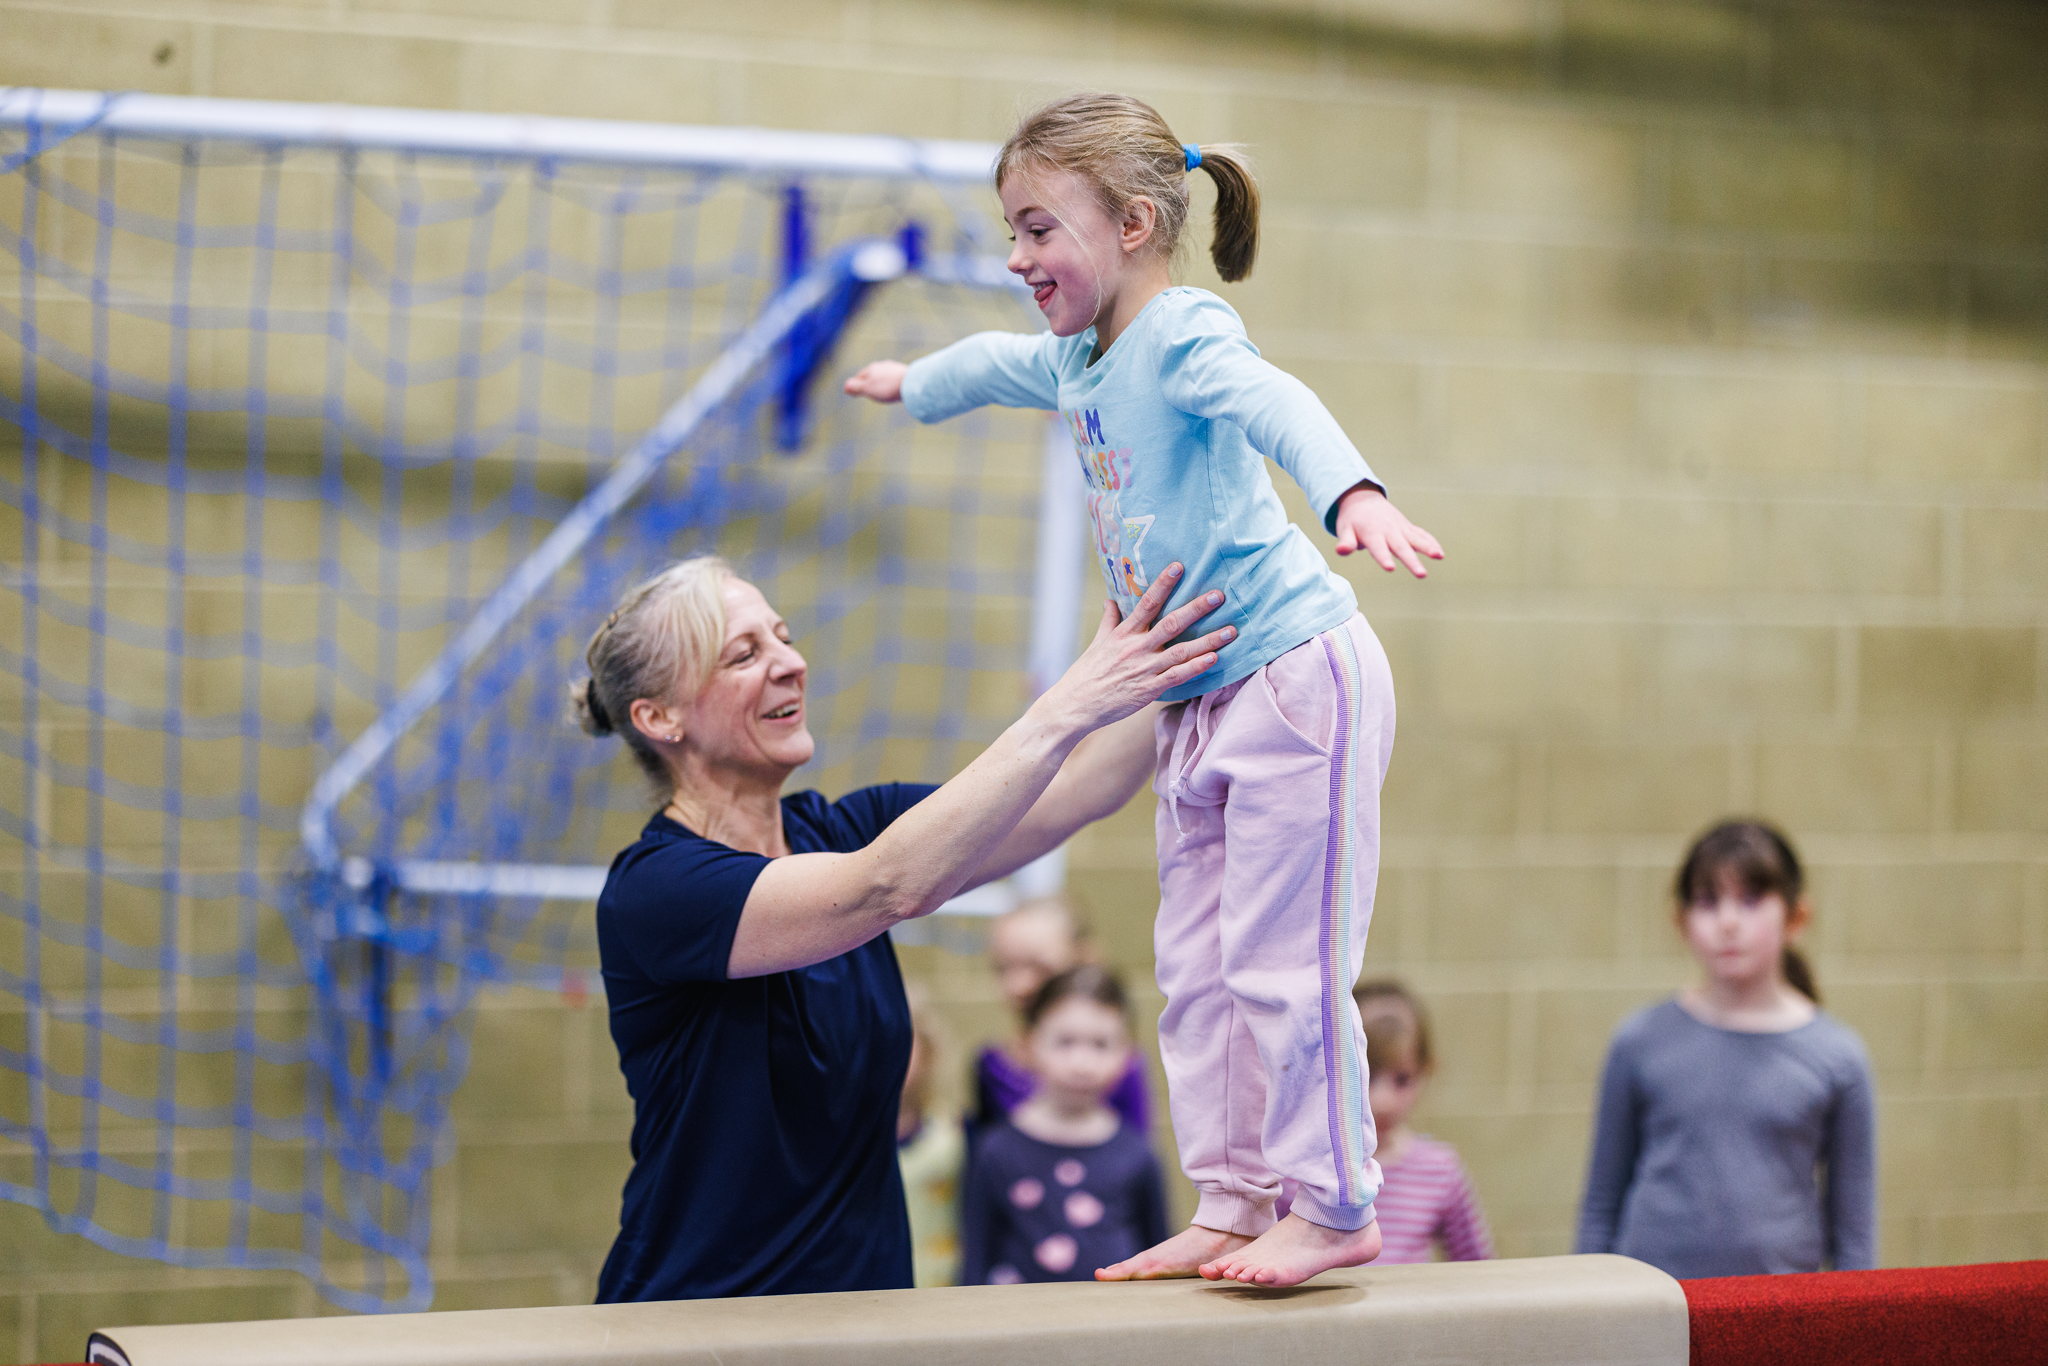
[1349,981,1493,1264]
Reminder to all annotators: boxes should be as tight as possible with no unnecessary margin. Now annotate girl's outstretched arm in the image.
[1332,484,1444,578]
[1152,297,1442,578]
[865,331,1062,420]
[844,360,906,403]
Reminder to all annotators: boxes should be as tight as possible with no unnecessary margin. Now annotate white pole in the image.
[1026,414,1087,697]
[1009,415,1087,902]
[0,88,1000,180]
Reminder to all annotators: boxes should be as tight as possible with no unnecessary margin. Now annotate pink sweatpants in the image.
[1152,613,1396,1236]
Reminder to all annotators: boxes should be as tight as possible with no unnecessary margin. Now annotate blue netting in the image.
[0,101,1046,1310]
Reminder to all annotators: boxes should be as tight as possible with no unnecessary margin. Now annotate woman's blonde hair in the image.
[995,92,1261,284]
[570,556,733,793]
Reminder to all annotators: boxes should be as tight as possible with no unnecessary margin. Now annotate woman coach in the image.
[573,555,1232,1300]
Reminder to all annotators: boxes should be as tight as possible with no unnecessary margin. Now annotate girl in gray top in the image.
[1576,822,1877,1279]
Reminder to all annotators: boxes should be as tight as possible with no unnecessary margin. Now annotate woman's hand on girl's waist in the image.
[1033,563,1235,742]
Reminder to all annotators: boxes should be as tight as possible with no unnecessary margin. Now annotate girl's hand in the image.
[843,360,907,403]
[1332,484,1444,578]
[1041,565,1234,735]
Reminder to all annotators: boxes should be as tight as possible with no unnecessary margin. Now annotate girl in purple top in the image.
[974,897,1150,1136]
[961,966,1169,1284]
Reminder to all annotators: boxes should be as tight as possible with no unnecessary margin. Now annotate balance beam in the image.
[85,1255,1687,1366]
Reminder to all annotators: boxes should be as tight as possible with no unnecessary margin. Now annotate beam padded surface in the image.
[90,1255,1687,1366]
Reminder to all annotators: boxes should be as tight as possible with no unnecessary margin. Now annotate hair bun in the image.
[570,678,614,737]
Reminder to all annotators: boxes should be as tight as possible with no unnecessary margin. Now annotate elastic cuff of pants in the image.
[1286,1190,1378,1233]
[1192,1191,1278,1238]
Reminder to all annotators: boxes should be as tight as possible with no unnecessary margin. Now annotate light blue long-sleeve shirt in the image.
[901,287,1378,702]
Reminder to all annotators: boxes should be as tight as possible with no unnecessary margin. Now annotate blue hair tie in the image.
[1183,143,1202,172]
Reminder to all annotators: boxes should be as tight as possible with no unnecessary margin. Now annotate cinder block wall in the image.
[4,0,2047,1357]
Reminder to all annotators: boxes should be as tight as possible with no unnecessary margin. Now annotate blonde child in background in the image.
[848,91,1443,1286]
[976,896,1150,1138]
[1346,981,1492,1263]
[960,966,1169,1285]
[897,982,965,1287]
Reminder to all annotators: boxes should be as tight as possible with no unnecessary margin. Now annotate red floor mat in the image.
[1682,1260,2048,1366]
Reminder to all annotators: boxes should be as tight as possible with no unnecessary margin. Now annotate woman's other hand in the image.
[843,360,907,403]
[1041,564,1234,734]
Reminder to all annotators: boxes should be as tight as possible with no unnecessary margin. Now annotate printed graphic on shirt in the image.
[1065,406,1152,610]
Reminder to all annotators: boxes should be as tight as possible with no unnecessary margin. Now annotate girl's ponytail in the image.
[1782,946,1820,1005]
[1190,146,1260,283]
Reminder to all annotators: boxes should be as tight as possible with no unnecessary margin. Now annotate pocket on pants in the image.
[1258,639,1338,756]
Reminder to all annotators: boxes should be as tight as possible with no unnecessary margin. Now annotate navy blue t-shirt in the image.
[594,783,936,1301]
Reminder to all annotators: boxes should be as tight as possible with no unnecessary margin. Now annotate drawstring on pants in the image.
[1164,688,1226,845]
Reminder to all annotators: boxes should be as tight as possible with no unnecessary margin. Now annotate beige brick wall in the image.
[4,0,2047,1357]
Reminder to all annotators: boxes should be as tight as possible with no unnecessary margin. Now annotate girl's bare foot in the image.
[1096,1224,1254,1281]
[1198,1213,1381,1287]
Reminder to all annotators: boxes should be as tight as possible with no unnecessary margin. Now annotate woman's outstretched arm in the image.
[725,567,1233,978]
[961,702,1159,889]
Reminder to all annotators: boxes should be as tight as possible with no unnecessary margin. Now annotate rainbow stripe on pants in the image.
[1318,626,1370,1210]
